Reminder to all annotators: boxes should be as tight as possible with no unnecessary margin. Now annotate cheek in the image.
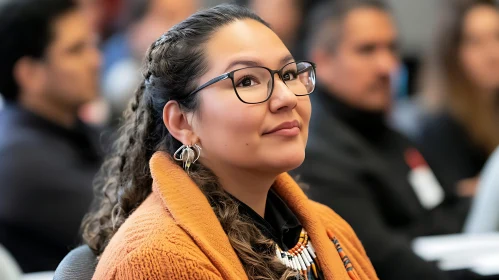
[196,93,266,162]
[332,60,367,96]
[297,97,312,141]
[47,62,80,91]
[335,56,364,83]
[461,47,487,78]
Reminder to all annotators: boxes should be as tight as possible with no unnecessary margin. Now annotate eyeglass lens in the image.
[232,61,315,103]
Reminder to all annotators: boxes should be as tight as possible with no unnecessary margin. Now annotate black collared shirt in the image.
[315,84,388,143]
[231,189,303,251]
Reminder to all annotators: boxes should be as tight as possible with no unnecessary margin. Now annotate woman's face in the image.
[459,5,499,93]
[191,19,311,175]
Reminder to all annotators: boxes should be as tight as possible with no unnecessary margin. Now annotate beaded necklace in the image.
[275,229,361,280]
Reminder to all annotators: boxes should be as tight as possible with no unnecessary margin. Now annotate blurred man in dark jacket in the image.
[0,0,102,272]
[294,1,470,279]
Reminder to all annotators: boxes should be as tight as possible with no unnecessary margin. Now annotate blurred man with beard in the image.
[295,1,469,279]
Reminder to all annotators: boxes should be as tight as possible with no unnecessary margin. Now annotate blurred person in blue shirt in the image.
[0,0,103,272]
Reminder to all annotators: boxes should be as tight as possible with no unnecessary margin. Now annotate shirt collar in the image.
[313,84,388,141]
[230,189,303,251]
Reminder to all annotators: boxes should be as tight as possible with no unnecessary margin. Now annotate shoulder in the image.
[305,109,365,167]
[0,125,66,182]
[0,113,60,158]
[0,131,59,187]
[94,193,220,280]
[418,112,463,141]
[309,201,357,238]
[309,200,368,256]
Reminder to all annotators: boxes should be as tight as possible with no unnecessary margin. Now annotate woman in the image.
[83,4,378,280]
[418,0,499,195]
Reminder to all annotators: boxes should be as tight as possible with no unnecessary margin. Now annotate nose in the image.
[88,43,102,71]
[93,48,102,70]
[268,73,298,113]
[377,49,399,75]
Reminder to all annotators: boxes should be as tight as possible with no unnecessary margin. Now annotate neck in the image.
[19,92,77,128]
[204,160,276,217]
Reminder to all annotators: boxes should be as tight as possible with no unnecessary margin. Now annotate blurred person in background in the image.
[295,1,470,279]
[234,0,305,59]
[102,0,198,123]
[0,0,103,272]
[234,0,327,60]
[79,0,122,40]
[418,0,499,197]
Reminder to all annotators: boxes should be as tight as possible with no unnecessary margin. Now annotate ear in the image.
[13,57,46,98]
[162,100,198,146]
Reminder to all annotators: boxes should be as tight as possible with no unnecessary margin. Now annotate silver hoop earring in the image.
[174,144,202,172]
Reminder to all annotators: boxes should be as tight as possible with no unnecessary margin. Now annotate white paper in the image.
[412,233,499,275]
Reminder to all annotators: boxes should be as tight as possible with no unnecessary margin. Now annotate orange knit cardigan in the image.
[92,152,378,280]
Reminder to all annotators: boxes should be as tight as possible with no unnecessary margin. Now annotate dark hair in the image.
[305,0,389,56]
[421,0,499,153]
[232,0,303,8]
[82,4,298,279]
[0,0,77,101]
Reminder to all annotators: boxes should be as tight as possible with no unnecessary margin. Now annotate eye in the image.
[282,70,298,81]
[357,43,376,55]
[236,76,259,87]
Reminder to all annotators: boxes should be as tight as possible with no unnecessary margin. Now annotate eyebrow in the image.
[223,54,295,72]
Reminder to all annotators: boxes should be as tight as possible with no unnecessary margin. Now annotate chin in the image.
[265,149,306,174]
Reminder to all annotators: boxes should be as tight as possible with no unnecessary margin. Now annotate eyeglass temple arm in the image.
[296,64,316,75]
[189,73,230,96]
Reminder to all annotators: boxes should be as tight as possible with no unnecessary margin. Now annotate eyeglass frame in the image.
[187,60,317,104]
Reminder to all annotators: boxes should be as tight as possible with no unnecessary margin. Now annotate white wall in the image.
[386,0,440,57]
[203,0,440,57]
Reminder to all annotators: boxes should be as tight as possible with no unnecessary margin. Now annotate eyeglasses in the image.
[188,61,317,104]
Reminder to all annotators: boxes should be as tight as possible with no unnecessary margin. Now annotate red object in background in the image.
[103,0,122,24]
[404,148,428,169]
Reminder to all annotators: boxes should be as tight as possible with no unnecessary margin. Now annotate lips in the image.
[264,120,301,135]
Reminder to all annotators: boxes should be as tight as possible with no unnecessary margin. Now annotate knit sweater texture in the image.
[93,152,378,279]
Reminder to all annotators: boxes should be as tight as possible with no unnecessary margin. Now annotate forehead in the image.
[463,6,499,34]
[204,19,292,73]
[341,8,397,43]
